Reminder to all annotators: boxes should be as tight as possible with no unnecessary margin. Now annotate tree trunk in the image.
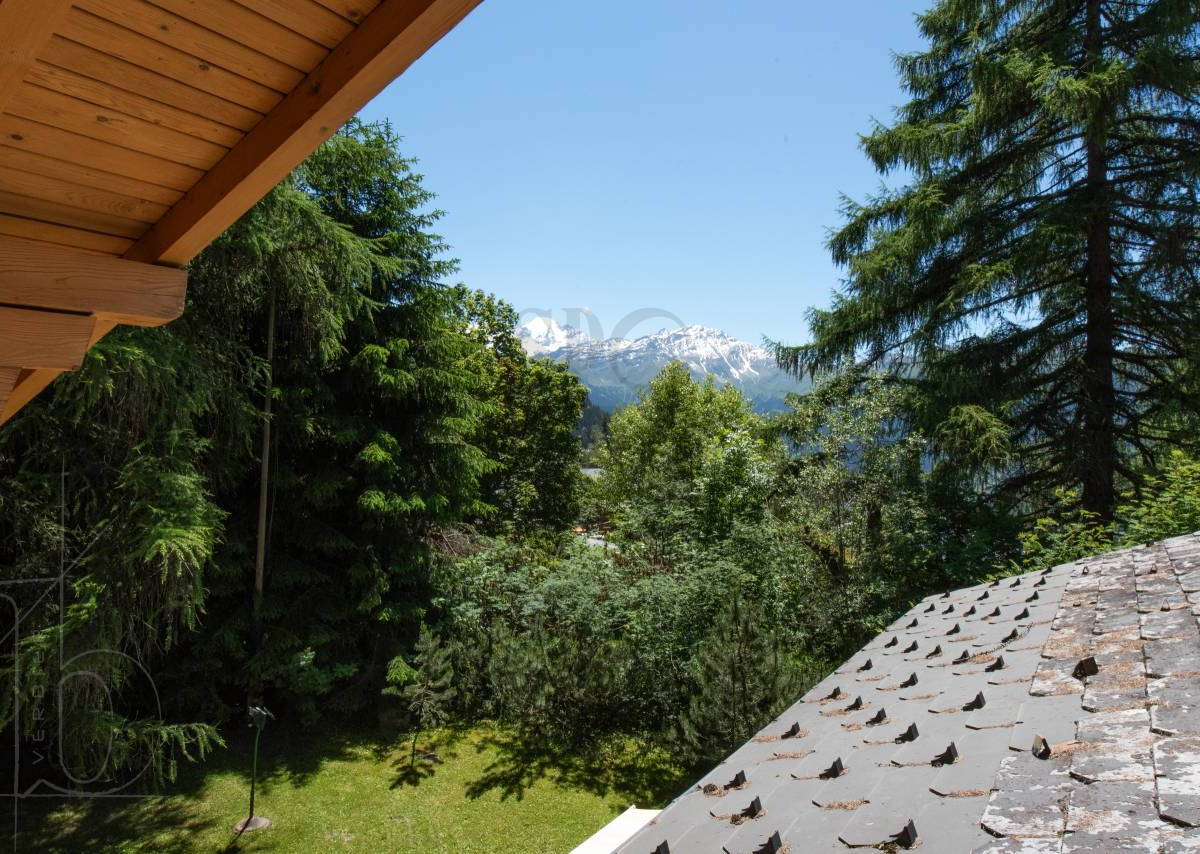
[250,288,276,704]
[1081,0,1116,521]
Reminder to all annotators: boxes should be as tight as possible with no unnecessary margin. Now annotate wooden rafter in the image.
[0,320,114,423]
[0,234,186,424]
[0,367,19,415]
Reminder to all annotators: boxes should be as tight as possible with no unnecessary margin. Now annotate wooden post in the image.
[250,287,275,704]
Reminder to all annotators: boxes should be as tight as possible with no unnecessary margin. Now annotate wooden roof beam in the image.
[0,319,114,425]
[0,235,187,325]
[0,367,18,415]
[0,307,95,369]
[0,230,183,425]
[124,0,484,267]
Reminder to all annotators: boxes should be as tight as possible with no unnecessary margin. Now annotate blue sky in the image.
[359,0,929,344]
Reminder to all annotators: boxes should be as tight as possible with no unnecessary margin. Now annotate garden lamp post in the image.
[235,705,274,833]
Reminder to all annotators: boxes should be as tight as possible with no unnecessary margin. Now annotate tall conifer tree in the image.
[778,0,1200,519]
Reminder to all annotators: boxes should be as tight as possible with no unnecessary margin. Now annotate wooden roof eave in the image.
[0,0,483,425]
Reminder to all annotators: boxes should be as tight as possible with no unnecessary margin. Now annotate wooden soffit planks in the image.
[0,0,75,114]
[125,0,483,266]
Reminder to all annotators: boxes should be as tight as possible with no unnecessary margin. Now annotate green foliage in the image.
[387,625,455,761]
[777,0,1200,521]
[934,404,1012,481]
[0,120,575,779]
[433,540,630,746]
[775,374,926,574]
[677,599,807,765]
[771,373,934,654]
[486,622,622,748]
[577,401,611,463]
[163,120,498,724]
[1009,493,1114,573]
[453,289,587,534]
[403,627,455,727]
[433,365,1020,756]
[1120,452,1200,545]
[1012,452,1200,573]
[597,362,782,559]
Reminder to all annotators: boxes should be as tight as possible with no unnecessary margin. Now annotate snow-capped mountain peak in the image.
[518,319,806,411]
[517,316,586,353]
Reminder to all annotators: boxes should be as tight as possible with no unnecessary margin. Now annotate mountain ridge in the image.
[518,318,808,412]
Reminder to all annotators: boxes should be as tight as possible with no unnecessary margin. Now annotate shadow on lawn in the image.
[7,722,694,851]
[2,724,398,854]
[3,796,216,854]
[463,728,695,807]
[381,723,472,789]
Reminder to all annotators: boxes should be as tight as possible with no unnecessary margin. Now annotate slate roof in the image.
[618,532,1200,854]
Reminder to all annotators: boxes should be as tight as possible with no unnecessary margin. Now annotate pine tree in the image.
[678,599,800,764]
[385,625,455,763]
[777,0,1200,521]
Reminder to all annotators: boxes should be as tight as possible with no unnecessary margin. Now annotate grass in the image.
[7,724,691,853]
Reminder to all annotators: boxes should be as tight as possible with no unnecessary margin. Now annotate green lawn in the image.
[11,725,690,853]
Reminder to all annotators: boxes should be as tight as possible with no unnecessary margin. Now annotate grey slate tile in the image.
[810,767,885,808]
[1080,673,1148,714]
[1162,831,1200,853]
[1154,737,1200,827]
[1145,635,1200,678]
[1074,706,1150,742]
[973,839,1062,853]
[1140,607,1200,640]
[720,822,785,854]
[1068,731,1156,783]
[664,822,738,854]
[1062,779,1163,852]
[1178,571,1200,593]
[929,727,1015,795]
[1031,659,1085,696]
[836,797,922,848]
[786,749,854,781]
[980,754,1073,838]
[1007,694,1084,753]
[911,795,994,854]
[1151,699,1200,737]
